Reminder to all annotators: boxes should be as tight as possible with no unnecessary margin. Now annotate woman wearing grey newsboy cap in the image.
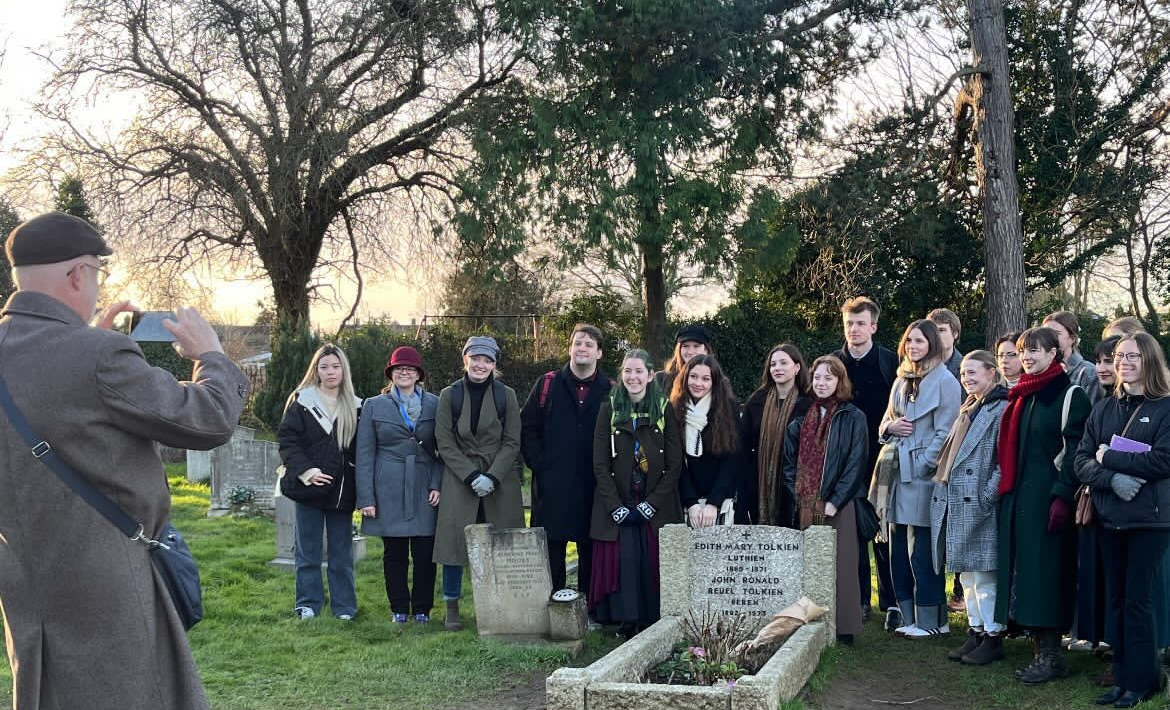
[432,336,525,630]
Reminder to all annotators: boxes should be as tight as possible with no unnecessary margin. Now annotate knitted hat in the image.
[385,346,425,380]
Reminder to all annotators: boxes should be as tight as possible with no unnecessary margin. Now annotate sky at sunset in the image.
[0,2,434,329]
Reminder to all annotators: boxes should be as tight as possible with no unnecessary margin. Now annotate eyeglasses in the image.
[1113,351,1143,363]
[67,260,111,286]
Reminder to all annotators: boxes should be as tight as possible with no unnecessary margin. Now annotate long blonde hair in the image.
[284,343,359,447]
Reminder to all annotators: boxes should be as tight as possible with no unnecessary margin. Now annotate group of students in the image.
[274,304,1170,708]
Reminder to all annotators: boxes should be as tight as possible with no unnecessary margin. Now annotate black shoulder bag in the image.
[0,375,203,630]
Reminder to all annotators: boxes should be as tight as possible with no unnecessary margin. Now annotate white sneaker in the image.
[295,606,315,620]
[902,624,950,638]
[895,622,918,636]
[1068,639,1094,652]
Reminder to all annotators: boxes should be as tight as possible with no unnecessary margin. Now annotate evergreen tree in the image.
[252,317,319,430]
[0,198,21,300]
[458,0,898,359]
[54,176,100,229]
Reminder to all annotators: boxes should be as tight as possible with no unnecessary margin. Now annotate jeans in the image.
[382,536,436,615]
[442,564,464,601]
[960,570,1003,633]
[294,504,357,617]
[890,523,944,615]
[1101,527,1170,694]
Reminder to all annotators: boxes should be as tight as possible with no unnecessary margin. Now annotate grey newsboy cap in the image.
[463,335,500,361]
[5,212,112,267]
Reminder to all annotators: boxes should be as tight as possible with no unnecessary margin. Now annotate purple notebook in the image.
[1110,434,1152,453]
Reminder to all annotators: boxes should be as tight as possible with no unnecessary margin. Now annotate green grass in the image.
[0,472,1121,709]
[0,466,620,709]
[787,611,1123,709]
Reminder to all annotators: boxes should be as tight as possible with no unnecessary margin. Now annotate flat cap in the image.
[463,335,500,362]
[5,212,112,267]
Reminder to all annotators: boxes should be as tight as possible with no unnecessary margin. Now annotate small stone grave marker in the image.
[465,524,553,639]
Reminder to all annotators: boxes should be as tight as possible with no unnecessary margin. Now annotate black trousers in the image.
[1100,527,1170,694]
[548,539,593,594]
[859,534,895,610]
[382,535,436,616]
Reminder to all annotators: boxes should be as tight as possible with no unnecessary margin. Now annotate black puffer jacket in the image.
[1075,393,1170,530]
[278,397,359,511]
[781,402,868,529]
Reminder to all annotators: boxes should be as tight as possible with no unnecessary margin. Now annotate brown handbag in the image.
[1074,485,1093,526]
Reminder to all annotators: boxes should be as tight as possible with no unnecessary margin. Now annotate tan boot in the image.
[444,600,462,631]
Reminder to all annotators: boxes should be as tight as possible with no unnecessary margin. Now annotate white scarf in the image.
[685,394,711,457]
[297,387,359,435]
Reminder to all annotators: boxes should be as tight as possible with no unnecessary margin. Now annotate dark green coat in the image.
[994,374,1090,628]
[432,378,525,566]
[590,400,684,541]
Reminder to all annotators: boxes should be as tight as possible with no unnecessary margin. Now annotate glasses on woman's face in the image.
[1113,351,1142,363]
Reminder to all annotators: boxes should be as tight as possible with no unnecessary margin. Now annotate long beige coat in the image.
[432,378,525,566]
[0,291,248,710]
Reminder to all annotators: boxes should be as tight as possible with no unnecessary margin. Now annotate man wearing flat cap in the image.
[0,212,249,709]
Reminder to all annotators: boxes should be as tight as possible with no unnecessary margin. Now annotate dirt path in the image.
[807,671,962,710]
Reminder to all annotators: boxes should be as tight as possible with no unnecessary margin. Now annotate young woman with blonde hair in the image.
[278,343,362,621]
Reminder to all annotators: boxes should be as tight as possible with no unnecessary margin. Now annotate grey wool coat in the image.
[0,291,248,710]
[880,364,962,528]
[432,377,525,566]
[355,389,443,538]
[929,390,1008,574]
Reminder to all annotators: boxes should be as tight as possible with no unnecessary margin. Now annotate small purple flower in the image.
[725,679,737,687]
[689,646,706,657]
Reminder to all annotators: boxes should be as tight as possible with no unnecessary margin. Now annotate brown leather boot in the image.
[948,629,981,661]
[962,632,1005,665]
[444,600,462,631]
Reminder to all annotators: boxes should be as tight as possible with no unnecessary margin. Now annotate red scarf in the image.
[795,397,839,529]
[996,361,1065,495]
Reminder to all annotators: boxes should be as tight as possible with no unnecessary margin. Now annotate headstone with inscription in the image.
[465,523,554,639]
[659,524,836,635]
[208,427,279,516]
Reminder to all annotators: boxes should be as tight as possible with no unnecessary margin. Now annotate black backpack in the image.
[448,378,507,431]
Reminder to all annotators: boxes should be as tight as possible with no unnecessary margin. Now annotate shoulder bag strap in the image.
[0,374,146,541]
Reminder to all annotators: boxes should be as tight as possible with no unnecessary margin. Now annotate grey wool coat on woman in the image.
[0,291,248,710]
[929,389,1008,574]
[356,389,443,538]
[432,378,525,566]
[880,365,962,528]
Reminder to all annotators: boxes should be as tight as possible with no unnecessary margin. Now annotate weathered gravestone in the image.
[465,523,554,639]
[187,426,255,483]
[208,427,279,516]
